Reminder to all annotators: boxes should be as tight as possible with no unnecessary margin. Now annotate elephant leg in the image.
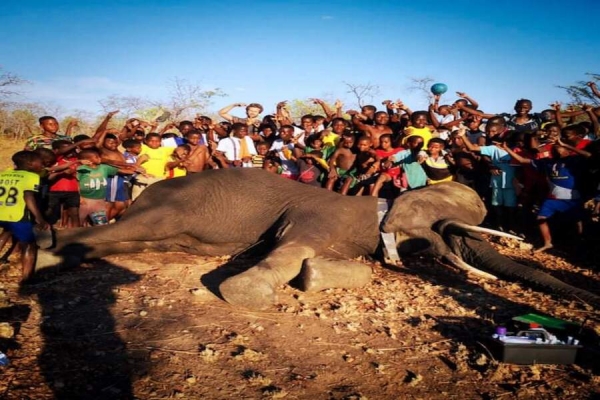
[298,257,372,292]
[219,220,333,310]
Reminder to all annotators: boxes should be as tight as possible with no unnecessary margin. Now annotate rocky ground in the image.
[0,236,598,399]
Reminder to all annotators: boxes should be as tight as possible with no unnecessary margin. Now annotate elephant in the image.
[36,168,600,310]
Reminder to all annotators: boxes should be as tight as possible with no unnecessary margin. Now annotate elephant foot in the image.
[219,268,277,311]
[299,258,372,292]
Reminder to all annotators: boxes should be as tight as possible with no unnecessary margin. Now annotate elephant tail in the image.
[450,234,600,308]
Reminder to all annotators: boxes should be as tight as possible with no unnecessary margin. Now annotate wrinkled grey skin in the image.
[38,169,599,310]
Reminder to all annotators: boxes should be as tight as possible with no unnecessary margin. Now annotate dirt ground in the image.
[0,236,599,399]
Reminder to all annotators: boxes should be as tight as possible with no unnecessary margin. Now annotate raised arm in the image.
[496,142,531,164]
[94,110,119,138]
[550,102,565,129]
[218,103,246,122]
[587,81,600,99]
[65,119,78,137]
[350,111,371,133]
[456,103,496,119]
[583,104,600,138]
[428,103,441,129]
[311,98,335,121]
[456,91,479,109]
[275,101,293,126]
[456,125,481,152]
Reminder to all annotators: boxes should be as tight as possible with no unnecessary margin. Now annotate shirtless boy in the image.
[183,130,209,173]
[326,132,357,192]
[351,111,393,148]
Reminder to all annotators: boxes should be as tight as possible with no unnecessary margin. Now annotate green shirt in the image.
[77,164,118,200]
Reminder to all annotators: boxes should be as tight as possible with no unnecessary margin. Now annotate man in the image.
[218,102,264,137]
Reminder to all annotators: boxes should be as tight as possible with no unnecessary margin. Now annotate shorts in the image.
[538,199,583,219]
[79,198,108,225]
[106,175,130,202]
[48,191,80,209]
[490,188,517,207]
[0,221,35,243]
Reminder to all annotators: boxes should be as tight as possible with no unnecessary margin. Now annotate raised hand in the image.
[334,99,343,109]
[310,98,323,105]
[108,110,120,118]
[550,101,562,111]
[586,81,597,88]
[276,100,288,109]
[236,103,247,108]
[456,91,467,98]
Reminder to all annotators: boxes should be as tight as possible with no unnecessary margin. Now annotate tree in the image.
[406,76,435,107]
[99,77,227,123]
[557,73,600,107]
[0,67,27,100]
[343,81,380,108]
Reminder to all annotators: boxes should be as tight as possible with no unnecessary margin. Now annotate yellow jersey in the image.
[139,145,171,178]
[0,169,40,222]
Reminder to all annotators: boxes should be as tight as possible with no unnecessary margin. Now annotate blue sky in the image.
[1,0,599,119]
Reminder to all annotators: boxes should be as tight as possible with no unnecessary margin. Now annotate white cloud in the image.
[321,15,334,20]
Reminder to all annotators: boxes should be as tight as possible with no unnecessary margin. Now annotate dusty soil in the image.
[0,236,599,399]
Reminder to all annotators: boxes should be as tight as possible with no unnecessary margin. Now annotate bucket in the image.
[89,210,108,226]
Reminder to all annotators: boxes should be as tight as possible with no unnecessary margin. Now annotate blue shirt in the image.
[532,156,585,200]
[480,146,516,189]
[391,150,427,189]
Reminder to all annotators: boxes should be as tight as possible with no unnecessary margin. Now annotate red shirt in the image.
[50,156,79,192]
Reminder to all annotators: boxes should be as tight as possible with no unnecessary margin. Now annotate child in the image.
[165,144,191,178]
[344,136,380,195]
[402,111,434,147]
[183,130,209,173]
[133,133,172,200]
[252,141,270,169]
[0,151,50,282]
[499,137,591,252]
[419,138,453,184]
[386,135,428,190]
[326,132,357,192]
[47,140,81,228]
[371,134,404,198]
[77,148,130,226]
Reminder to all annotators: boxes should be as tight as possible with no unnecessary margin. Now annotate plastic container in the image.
[487,329,581,364]
[487,338,581,364]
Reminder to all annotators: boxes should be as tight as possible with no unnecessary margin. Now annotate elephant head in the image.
[381,182,600,308]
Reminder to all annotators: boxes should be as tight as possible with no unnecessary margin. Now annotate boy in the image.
[0,151,50,282]
[269,125,299,178]
[77,149,131,226]
[351,111,393,148]
[344,136,380,195]
[133,133,172,200]
[386,135,428,190]
[419,138,453,184]
[24,116,74,151]
[402,111,434,147]
[458,126,518,233]
[216,123,257,168]
[47,140,81,228]
[183,130,209,173]
[500,137,591,252]
[165,144,191,178]
[326,132,358,192]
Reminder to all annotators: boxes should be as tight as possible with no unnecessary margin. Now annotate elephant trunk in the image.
[447,233,600,308]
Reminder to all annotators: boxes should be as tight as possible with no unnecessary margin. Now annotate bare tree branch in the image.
[0,67,27,98]
[343,81,380,108]
[406,76,435,107]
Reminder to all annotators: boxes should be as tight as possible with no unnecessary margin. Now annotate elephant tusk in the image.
[443,253,498,280]
[446,221,524,241]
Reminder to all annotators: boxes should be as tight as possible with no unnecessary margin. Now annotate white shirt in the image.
[216,136,257,163]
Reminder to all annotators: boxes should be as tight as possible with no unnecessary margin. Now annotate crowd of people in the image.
[2,83,600,282]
